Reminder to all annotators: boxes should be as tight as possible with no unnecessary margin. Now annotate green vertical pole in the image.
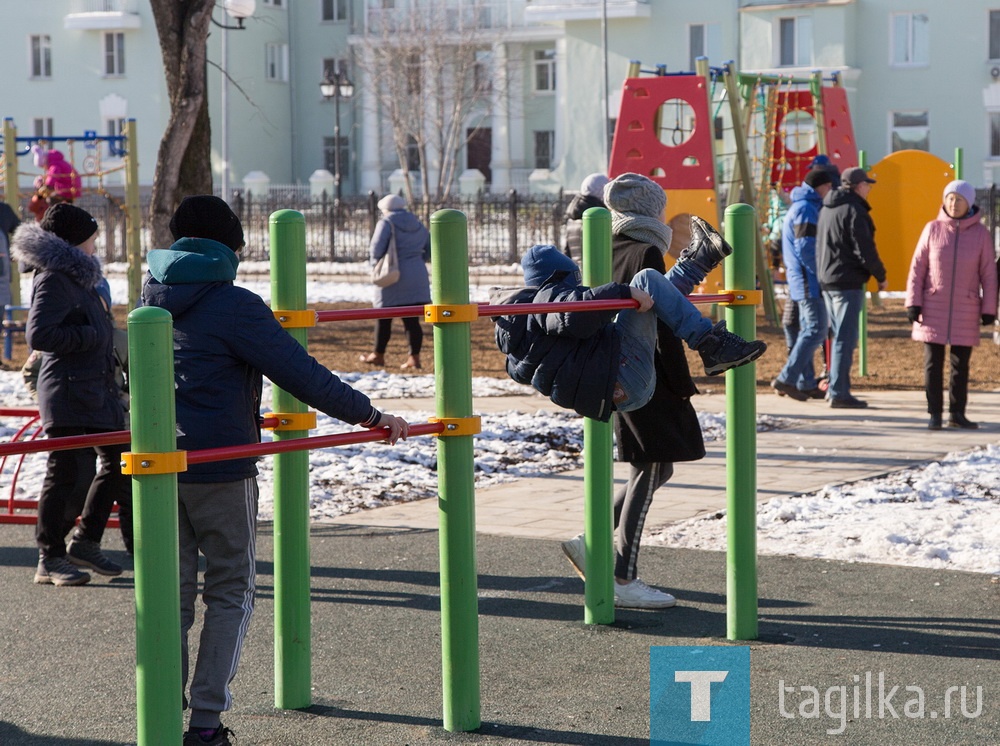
[724,204,758,641]
[269,210,313,710]
[857,151,869,375]
[581,206,615,625]
[128,306,184,745]
[954,147,963,180]
[124,119,143,310]
[3,118,23,307]
[431,209,480,732]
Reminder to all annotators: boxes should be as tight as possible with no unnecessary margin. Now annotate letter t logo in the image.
[675,670,729,721]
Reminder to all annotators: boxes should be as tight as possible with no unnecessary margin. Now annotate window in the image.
[262,0,283,6]
[321,0,347,22]
[473,50,492,95]
[322,135,350,175]
[405,136,420,171]
[990,112,1000,157]
[105,117,126,158]
[104,32,125,76]
[322,57,349,79]
[30,34,51,79]
[534,49,556,92]
[405,52,421,95]
[534,130,555,169]
[689,23,722,70]
[33,118,53,138]
[891,111,929,151]
[991,11,1000,60]
[891,12,929,66]
[778,16,812,67]
[265,43,289,82]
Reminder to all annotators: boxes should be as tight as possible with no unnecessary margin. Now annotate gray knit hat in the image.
[603,172,666,219]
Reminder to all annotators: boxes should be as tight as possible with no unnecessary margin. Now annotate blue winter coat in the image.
[781,183,824,301]
[12,223,123,432]
[490,271,633,421]
[142,237,380,483]
[370,210,431,308]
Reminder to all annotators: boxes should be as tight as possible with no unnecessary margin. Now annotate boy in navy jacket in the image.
[491,245,766,421]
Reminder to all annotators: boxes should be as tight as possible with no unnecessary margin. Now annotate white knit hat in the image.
[943,180,975,208]
[377,194,406,213]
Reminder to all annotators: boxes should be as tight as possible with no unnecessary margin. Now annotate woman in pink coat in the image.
[905,180,998,430]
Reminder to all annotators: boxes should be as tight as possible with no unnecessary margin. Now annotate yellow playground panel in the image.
[663,188,725,293]
[866,150,955,293]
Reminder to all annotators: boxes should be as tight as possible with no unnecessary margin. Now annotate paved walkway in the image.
[337,387,1000,538]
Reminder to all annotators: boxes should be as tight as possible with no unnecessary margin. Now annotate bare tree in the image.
[148,0,215,250]
[356,3,508,204]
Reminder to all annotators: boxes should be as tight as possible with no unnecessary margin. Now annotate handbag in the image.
[371,221,400,288]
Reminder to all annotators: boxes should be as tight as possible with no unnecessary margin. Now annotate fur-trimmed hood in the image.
[10,222,103,289]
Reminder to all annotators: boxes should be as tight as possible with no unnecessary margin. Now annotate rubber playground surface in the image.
[1,388,999,744]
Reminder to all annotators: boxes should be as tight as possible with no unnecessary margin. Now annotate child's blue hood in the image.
[521,244,581,286]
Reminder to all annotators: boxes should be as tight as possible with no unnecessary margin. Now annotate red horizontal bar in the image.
[187,421,447,465]
[0,407,40,418]
[315,293,735,324]
[0,429,131,458]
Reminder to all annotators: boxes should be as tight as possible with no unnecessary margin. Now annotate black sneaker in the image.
[183,725,235,745]
[829,396,868,409]
[696,320,767,376]
[678,216,734,275]
[34,556,91,586]
[771,378,809,401]
[67,536,123,577]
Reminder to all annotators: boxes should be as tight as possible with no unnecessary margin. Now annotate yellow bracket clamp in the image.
[424,303,480,323]
[263,411,318,431]
[121,450,188,475]
[719,290,763,306]
[272,310,318,328]
[429,415,482,437]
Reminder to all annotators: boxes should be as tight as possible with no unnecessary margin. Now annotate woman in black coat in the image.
[12,204,129,586]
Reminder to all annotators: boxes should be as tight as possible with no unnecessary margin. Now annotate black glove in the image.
[906,306,921,324]
[983,314,996,326]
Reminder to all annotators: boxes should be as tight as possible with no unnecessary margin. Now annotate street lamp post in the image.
[215,0,256,205]
[319,70,355,212]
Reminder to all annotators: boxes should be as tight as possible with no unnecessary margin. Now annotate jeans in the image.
[777,296,827,391]
[823,288,864,401]
[613,268,713,412]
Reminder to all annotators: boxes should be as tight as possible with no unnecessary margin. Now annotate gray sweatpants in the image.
[178,478,258,730]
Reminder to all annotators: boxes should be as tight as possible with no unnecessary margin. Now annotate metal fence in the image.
[230,189,572,265]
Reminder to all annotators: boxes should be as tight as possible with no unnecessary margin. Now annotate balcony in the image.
[65,0,141,31]
[363,1,530,35]
[524,0,651,22]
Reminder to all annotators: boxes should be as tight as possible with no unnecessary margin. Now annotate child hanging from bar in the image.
[490,235,766,422]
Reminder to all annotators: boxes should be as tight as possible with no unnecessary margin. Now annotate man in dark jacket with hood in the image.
[816,166,887,409]
[142,196,409,746]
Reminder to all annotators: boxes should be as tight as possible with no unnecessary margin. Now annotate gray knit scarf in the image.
[611,212,673,255]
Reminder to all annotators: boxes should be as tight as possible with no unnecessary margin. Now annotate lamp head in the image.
[224,0,256,26]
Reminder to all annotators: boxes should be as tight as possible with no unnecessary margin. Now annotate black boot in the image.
[947,413,978,429]
[678,216,733,276]
[928,414,942,430]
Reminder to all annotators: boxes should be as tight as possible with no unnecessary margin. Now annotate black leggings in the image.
[923,342,972,417]
[374,316,423,356]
